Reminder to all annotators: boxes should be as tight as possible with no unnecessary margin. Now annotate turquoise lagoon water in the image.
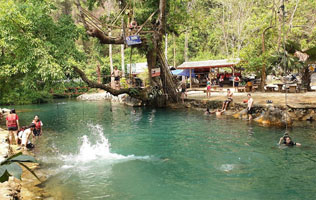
[15,100,316,200]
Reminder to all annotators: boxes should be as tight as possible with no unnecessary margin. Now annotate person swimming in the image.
[215,109,224,116]
[279,135,301,146]
[205,108,211,115]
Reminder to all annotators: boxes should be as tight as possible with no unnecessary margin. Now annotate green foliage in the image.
[0,152,40,183]
[1,0,316,105]
[137,68,149,87]
[129,88,139,96]
[0,0,85,104]
[120,77,129,89]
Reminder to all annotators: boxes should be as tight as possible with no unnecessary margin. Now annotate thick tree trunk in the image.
[301,66,311,90]
[184,29,189,62]
[146,48,156,86]
[261,26,273,91]
[157,49,179,102]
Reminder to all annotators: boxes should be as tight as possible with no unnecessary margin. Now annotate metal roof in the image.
[177,59,240,69]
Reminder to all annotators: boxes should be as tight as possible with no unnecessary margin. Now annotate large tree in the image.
[73,0,181,103]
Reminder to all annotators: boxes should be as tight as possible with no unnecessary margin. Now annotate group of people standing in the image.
[5,109,43,150]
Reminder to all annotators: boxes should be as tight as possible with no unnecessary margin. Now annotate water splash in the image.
[61,123,150,164]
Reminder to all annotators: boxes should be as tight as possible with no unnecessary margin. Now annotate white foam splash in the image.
[61,124,149,165]
[219,164,235,172]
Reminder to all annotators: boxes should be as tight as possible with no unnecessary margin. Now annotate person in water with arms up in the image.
[279,135,301,146]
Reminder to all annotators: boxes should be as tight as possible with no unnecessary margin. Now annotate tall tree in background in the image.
[73,0,183,103]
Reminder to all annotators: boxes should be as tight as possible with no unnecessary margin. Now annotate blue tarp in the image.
[171,69,195,77]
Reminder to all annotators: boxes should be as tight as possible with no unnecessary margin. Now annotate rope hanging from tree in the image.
[282,0,289,137]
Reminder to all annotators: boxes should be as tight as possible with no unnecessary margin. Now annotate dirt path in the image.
[187,89,316,108]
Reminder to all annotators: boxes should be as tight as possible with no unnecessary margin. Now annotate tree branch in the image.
[75,0,124,44]
[72,66,147,100]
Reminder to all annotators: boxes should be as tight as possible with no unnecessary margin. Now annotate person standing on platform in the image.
[206,78,211,98]
[234,76,240,92]
[6,109,19,145]
[112,66,121,90]
[246,94,254,120]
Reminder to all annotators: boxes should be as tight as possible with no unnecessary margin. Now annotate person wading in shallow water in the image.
[279,135,301,146]
[32,115,43,142]
[6,109,19,145]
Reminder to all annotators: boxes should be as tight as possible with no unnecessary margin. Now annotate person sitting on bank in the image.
[112,66,121,90]
[221,89,233,111]
[279,135,301,146]
[6,109,20,145]
[32,115,43,142]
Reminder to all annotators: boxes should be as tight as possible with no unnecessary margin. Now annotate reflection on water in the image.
[14,100,316,200]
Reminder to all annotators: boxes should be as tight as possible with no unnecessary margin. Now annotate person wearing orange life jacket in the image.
[6,109,20,145]
[32,115,43,143]
[32,115,43,141]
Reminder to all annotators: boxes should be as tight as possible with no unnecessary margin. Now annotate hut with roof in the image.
[176,59,240,89]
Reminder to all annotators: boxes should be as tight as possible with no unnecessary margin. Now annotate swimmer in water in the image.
[205,108,211,115]
[215,109,224,116]
[279,135,301,146]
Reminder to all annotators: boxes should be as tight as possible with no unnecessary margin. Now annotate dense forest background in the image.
[1,0,315,104]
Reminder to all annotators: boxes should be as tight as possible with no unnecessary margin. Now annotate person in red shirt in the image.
[6,109,20,145]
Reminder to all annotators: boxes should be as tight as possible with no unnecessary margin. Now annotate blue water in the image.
[14,100,316,200]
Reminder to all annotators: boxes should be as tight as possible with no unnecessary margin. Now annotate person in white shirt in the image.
[247,93,254,120]
[21,124,35,150]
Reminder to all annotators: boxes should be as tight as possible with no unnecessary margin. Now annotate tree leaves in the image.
[0,152,39,183]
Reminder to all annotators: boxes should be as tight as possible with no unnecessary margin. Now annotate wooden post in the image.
[173,33,176,68]
[121,44,125,77]
[232,66,235,90]
[129,47,133,85]
[261,26,273,91]
[184,28,189,62]
[121,18,125,77]
[189,69,192,89]
[109,30,114,88]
